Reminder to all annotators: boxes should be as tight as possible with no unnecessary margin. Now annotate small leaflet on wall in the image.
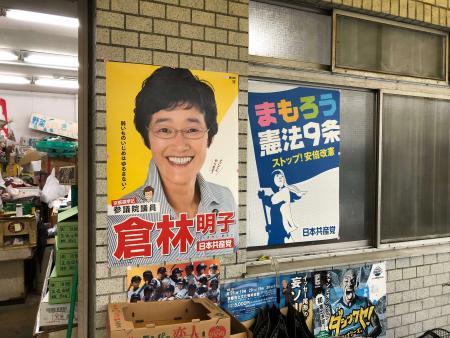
[247,81,340,247]
[220,262,386,338]
[106,62,239,266]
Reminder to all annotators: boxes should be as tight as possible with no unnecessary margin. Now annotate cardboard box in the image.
[108,298,231,338]
[56,166,77,185]
[0,259,26,301]
[0,216,37,247]
[48,269,73,304]
[34,327,78,338]
[225,308,252,338]
[41,156,77,175]
[56,222,78,249]
[39,292,78,327]
[54,243,77,276]
[34,247,78,337]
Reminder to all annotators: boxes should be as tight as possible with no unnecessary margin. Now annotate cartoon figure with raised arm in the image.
[258,169,306,245]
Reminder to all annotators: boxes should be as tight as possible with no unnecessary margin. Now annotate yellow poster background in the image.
[106,62,238,204]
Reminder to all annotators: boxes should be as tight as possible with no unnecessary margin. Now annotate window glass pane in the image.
[336,15,446,80]
[339,89,376,242]
[249,1,331,65]
[247,81,375,247]
[381,95,450,242]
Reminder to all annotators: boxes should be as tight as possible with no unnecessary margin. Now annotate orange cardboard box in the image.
[41,156,77,175]
[108,298,232,338]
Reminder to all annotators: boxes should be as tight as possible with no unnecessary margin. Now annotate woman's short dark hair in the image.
[134,66,219,148]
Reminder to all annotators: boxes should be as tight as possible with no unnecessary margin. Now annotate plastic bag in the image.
[287,303,315,338]
[41,168,67,207]
[269,314,289,338]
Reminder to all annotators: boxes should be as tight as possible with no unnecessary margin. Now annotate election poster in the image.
[126,259,220,304]
[247,81,340,247]
[220,263,386,337]
[106,62,239,266]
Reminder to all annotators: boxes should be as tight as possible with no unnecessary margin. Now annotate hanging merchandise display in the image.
[247,81,340,247]
[220,262,386,338]
[106,62,239,266]
[0,98,9,137]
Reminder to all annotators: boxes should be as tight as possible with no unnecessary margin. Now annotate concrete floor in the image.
[0,293,40,338]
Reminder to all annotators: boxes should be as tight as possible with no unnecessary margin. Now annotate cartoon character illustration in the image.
[143,185,154,202]
[258,169,306,245]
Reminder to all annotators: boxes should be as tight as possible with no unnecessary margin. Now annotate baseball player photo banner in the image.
[106,62,239,266]
[126,259,220,304]
[247,81,340,247]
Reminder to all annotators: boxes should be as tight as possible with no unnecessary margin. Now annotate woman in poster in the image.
[259,169,306,245]
[126,66,236,219]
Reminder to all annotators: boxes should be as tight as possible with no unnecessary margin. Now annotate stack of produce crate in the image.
[48,208,78,305]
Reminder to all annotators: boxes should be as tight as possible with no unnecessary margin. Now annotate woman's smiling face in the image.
[148,105,208,188]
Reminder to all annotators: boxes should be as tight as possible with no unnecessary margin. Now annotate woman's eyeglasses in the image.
[150,127,209,139]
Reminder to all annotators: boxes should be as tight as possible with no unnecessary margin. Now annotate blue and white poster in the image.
[247,81,340,246]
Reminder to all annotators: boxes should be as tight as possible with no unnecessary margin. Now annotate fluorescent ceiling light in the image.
[24,53,78,69]
[0,74,30,85]
[35,78,78,89]
[5,9,79,28]
[0,50,18,62]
